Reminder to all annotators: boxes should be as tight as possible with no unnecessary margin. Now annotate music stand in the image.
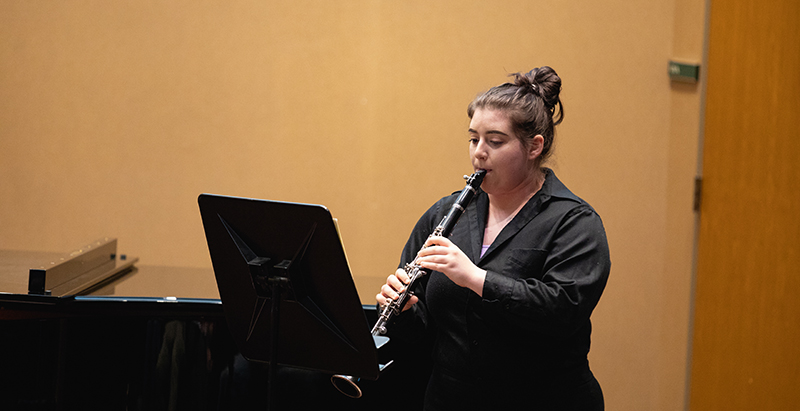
[198,194,382,410]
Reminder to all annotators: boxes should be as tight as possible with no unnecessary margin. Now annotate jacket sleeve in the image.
[480,205,611,338]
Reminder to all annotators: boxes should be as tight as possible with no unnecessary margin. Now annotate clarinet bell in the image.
[331,374,363,398]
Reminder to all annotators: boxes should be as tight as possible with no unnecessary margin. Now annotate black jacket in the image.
[390,169,610,408]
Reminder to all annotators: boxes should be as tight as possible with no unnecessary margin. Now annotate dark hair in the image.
[467,66,564,164]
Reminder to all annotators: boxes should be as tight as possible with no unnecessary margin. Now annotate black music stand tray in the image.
[198,194,383,410]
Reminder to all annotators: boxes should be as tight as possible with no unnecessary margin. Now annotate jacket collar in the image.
[467,168,582,262]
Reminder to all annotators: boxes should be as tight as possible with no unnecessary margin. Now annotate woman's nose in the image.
[473,140,488,159]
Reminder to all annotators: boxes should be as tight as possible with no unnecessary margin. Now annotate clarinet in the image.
[373,168,486,335]
[331,170,486,398]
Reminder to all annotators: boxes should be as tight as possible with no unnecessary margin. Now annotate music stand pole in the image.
[267,275,288,411]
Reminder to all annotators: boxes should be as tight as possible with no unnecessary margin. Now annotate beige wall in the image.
[0,1,706,410]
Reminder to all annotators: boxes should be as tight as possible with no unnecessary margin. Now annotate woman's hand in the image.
[376,268,418,312]
[416,236,487,296]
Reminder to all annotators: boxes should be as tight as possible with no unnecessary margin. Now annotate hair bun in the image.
[525,67,561,110]
[514,66,563,126]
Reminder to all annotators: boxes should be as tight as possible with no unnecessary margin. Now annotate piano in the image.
[0,238,430,410]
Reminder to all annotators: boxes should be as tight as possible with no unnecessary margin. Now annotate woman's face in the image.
[468,108,541,196]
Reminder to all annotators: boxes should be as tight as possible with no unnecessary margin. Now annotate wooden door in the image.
[689,0,800,409]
